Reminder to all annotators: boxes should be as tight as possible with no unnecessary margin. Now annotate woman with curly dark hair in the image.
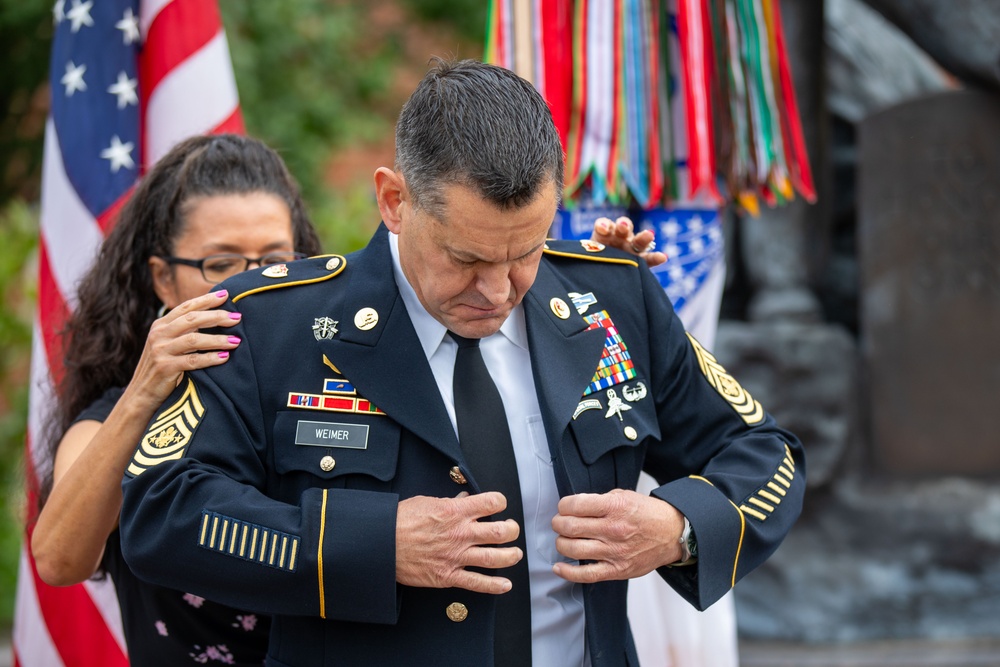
[31,133,321,665]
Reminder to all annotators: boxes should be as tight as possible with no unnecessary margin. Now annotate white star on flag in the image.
[661,219,681,238]
[61,61,87,96]
[108,71,138,109]
[100,135,135,173]
[52,0,65,24]
[116,7,140,45]
[66,0,94,33]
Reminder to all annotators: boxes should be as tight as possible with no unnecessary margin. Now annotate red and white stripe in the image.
[13,1,242,664]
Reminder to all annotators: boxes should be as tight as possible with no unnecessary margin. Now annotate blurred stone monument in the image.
[718,0,1000,645]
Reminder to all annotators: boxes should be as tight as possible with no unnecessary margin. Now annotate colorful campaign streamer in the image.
[485,0,815,214]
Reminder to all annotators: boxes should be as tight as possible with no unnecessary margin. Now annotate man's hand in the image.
[551,489,685,583]
[396,492,523,594]
[591,216,668,267]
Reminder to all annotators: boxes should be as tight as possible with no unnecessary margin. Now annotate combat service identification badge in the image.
[686,332,764,425]
[312,317,338,341]
[128,378,204,476]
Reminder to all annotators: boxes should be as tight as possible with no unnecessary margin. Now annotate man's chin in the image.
[445,313,508,340]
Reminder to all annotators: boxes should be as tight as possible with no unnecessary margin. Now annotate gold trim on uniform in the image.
[318,488,329,619]
[740,443,796,522]
[542,247,639,268]
[686,475,745,589]
[686,333,764,425]
[128,378,205,476]
[232,255,346,303]
[197,510,300,573]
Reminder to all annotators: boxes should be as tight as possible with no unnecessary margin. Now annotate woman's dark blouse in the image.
[75,387,270,665]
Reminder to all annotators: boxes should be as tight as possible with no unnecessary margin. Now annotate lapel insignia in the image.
[572,398,602,420]
[262,264,288,278]
[312,317,338,341]
[569,291,597,314]
[354,307,379,331]
[550,297,571,320]
[580,239,605,252]
[686,332,764,425]
[622,382,647,402]
[128,379,204,476]
[582,310,637,396]
[604,388,632,421]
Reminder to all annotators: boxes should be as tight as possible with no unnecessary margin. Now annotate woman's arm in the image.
[32,289,242,585]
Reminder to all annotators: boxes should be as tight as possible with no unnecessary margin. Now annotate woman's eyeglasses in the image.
[161,252,307,282]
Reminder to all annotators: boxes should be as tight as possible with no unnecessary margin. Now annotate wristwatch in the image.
[679,517,698,563]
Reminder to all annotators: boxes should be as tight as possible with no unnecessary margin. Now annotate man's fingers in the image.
[467,517,520,546]
[464,545,523,570]
[454,491,508,519]
[555,535,607,562]
[553,560,618,584]
[557,492,614,518]
[449,569,513,595]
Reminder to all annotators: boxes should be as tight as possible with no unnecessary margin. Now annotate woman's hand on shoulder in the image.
[590,216,668,267]
[129,289,242,409]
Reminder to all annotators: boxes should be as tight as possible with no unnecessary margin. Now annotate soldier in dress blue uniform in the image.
[120,59,805,667]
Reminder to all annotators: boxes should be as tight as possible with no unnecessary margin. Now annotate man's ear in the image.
[374,167,407,234]
[148,256,178,310]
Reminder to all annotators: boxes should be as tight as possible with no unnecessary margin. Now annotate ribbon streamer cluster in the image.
[486,0,817,214]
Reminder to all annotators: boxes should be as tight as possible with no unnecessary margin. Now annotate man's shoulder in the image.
[219,255,347,306]
[542,238,640,268]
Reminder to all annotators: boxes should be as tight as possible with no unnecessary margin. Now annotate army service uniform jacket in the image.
[120,225,805,667]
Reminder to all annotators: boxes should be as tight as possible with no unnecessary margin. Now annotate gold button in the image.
[449,466,468,485]
[320,456,336,472]
[445,602,468,622]
[624,426,638,441]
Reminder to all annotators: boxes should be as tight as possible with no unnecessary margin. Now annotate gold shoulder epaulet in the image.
[542,239,639,268]
[232,255,346,303]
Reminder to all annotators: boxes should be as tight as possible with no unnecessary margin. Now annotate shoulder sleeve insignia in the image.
[127,378,205,476]
[232,255,346,303]
[686,332,764,425]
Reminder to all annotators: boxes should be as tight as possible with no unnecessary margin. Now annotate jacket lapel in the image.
[524,260,607,468]
[317,226,463,464]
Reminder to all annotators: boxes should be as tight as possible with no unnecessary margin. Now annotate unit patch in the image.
[582,310,637,396]
[128,379,204,476]
[686,332,763,425]
[198,510,299,572]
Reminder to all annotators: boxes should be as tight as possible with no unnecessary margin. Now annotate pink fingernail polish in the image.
[229,312,242,320]
[215,289,228,298]
[227,336,241,345]
[218,351,230,359]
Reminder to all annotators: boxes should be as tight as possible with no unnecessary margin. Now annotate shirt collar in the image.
[388,231,528,357]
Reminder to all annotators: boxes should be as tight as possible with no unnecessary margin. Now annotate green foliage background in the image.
[0,0,486,629]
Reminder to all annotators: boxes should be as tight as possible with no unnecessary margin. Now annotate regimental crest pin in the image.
[312,317,338,341]
[262,263,288,278]
[580,239,605,252]
[550,297,571,320]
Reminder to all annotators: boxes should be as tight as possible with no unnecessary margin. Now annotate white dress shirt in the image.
[389,232,588,666]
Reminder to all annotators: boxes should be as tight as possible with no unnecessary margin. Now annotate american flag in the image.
[13,0,242,664]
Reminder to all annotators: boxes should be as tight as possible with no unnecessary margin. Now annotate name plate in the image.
[294,421,369,450]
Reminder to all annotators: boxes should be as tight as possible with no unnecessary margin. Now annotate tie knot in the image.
[449,331,481,349]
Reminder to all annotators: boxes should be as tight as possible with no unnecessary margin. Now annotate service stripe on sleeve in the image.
[197,510,299,573]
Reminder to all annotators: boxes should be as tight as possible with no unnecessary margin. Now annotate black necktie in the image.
[450,332,532,667]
